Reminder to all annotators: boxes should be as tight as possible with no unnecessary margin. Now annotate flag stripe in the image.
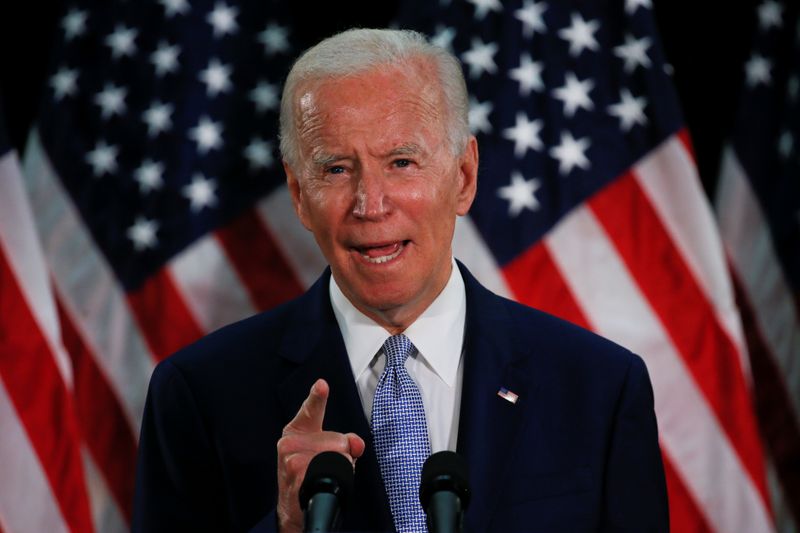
[0,246,95,533]
[81,448,129,533]
[216,208,305,310]
[634,134,748,366]
[169,234,257,333]
[502,241,588,327]
[716,148,800,416]
[57,295,138,522]
[453,215,513,299]
[23,130,156,429]
[662,453,713,533]
[589,169,769,503]
[733,272,800,525]
[126,268,205,361]
[0,380,70,533]
[256,187,328,290]
[545,205,774,533]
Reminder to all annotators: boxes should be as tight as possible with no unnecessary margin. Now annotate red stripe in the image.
[663,454,713,533]
[216,209,305,311]
[731,270,800,525]
[56,294,138,523]
[502,241,590,328]
[127,268,204,360]
[0,249,94,533]
[589,171,770,505]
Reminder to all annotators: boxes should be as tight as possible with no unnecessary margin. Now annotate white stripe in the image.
[0,152,73,389]
[22,130,154,433]
[169,234,257,333]
[716,147,800,426]
[256,185,327,289]
[545,206,775,533]
[453,215,512,298]
[634,136,749,373]
[0,379,70,533]
[82,448,128,533]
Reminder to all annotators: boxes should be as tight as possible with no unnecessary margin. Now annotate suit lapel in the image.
[275,271,394,532]
[456,264,538,532]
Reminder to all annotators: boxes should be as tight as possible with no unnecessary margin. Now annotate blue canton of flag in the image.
[41,0,296,290]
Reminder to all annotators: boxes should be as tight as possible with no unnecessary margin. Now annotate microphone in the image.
[419,451,471,533]
[298,451,354,533]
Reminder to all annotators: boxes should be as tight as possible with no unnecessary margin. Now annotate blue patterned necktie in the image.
[371,334,431,533]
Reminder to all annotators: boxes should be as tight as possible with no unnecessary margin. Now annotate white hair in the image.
[279,28,469,169]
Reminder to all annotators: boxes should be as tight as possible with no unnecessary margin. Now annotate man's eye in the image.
[394,159,412,168]
[326,166,345,174]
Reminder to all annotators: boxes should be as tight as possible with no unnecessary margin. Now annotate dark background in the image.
[0,1,759,197]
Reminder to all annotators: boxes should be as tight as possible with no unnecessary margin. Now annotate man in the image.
[133,28,668,532]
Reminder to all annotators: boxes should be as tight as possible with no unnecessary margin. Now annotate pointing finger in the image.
[285,379,329,434]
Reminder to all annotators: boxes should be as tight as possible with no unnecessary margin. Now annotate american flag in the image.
[715,1,800,531]
[0,1,786,533]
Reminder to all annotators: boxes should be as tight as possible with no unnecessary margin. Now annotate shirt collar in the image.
[329,259,466,387]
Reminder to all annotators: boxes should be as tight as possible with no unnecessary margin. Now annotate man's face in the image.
[285,60,478,330]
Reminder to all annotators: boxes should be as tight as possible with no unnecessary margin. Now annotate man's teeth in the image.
[360,243,404,264]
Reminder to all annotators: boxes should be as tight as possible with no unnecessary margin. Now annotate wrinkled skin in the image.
[277,59,478,532]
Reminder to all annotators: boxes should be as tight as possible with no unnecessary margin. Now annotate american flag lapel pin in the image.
[497,387,519,404]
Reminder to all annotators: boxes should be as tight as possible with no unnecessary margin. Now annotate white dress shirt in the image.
[329,259,466,452]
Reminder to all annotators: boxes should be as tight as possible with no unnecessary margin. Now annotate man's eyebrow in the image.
[311,152,346,167]
[388,143,423,156]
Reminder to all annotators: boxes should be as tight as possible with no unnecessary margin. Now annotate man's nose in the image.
[352,167,389,220]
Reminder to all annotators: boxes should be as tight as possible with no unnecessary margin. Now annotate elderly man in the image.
[133,29,668,533]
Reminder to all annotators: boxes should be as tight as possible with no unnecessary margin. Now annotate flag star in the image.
[199,58,232,97]
[614,34,652,73]
[85,141,119,176]
[207,2,239,38]
[183,174,218,212]
[159,0,189,17]
[244,138,274,169]
[431,25,456,52]
[134,160,165,193]
[503,112,544,157]
[62,9,88,40]
[550,131,591,175]
[50,67,78,100]
[758,1,783,31]
[142,101,174,137]
[608,89,647,131]
[625,0,652,14]
[468,98,494,134]
[498,171,541,216]
[558,13,600,57]
[745,54,772,87]
[553,72,594,117]
[461,38,498,79]
[466,0,502,20]
[127,217,159,251]
[509,53,544,96]
[778,130,793,159]
[258,22,290,55]
[151,41,180,76]
[105,25,138,59]
[189,116,223,154]
[250,80,280,113]
[94,84,127,119]
[515,0,548,38]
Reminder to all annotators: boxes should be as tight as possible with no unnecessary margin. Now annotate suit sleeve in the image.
[132,359,279,533]
[601,355,670,532]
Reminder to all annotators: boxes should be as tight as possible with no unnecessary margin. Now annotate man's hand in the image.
[276,379,365,533]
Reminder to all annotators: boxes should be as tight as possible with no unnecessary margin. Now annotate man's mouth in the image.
[355,240,409,264]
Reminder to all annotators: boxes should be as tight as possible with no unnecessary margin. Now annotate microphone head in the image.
[419,451,471,510]
[298,451,355,511]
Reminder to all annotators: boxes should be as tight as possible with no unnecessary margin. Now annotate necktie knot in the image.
[383,334,414,369]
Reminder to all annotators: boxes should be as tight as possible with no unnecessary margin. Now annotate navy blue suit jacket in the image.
[133,263,668,532]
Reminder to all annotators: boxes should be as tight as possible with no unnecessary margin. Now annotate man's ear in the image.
[455,135,478,216]
[284,161,312,231]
